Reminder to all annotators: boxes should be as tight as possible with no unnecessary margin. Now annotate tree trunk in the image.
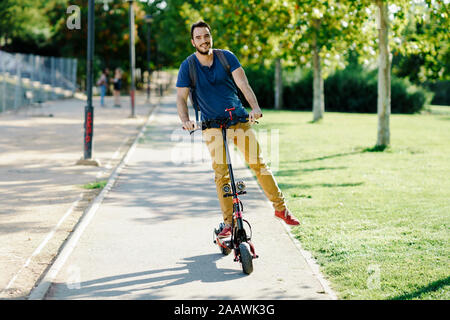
[376,0,391,147]
[312,31,324,122]
[274,58,283,110]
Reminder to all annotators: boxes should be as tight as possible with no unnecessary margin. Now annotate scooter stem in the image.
[221,126,244,230]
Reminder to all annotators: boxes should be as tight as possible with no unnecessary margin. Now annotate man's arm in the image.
[176,87,197,131]
[231,67,263,123]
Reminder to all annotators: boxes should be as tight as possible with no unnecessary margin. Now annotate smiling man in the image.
[176,21,299,238]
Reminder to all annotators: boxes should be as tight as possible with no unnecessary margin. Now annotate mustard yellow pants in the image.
[202,121,286,225]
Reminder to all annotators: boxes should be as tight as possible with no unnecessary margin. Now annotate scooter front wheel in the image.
[239,243,253,274]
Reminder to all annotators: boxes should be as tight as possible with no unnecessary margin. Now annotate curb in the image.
[278,220,338,300]
[28,102,160,300]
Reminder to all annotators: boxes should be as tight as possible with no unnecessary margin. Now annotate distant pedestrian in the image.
[97,68,109,107]
[113,68,123,108]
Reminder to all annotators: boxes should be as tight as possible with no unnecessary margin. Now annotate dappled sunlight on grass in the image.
[259,108,450,300]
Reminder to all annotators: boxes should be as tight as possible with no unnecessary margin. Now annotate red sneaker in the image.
[275,209,300,226]
[218,225,232,238]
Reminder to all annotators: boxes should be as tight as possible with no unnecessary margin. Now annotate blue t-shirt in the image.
[176,49,249,122]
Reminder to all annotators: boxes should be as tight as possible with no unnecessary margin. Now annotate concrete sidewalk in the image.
[29,90,336,300]
[0,89,166,299]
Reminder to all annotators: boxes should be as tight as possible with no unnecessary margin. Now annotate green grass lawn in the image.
[257,106,450,300]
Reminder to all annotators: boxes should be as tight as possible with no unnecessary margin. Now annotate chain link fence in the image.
[0,50,78,113]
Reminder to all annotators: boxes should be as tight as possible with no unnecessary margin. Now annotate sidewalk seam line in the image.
[1,193,83,296]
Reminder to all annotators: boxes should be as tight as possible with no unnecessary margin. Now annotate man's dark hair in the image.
[190,21,211,39]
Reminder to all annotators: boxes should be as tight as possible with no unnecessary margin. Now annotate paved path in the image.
[34,90,335,300]
[0,91,157,299]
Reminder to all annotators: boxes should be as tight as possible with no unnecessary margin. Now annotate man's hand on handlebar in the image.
[182,120,199,132]
[249,107,263,124]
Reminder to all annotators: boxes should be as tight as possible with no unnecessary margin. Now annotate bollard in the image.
[84,105,94,159]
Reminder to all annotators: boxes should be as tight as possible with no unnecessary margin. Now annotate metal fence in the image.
[0,50,78,113]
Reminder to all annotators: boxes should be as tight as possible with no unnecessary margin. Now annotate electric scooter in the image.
[186,108,258,274]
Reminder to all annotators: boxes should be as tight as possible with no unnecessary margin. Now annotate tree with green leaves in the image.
[352,0,448,148]
[176,0,293,111]
[375,0,391,147]
[46,0,153,90]
[392,0,449,83]
[286,0,372,122]
[178,0,290,64]
[145,0,197,69]
[0,0,57,50]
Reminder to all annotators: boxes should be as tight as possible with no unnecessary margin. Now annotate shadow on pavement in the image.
[50,253,244,299]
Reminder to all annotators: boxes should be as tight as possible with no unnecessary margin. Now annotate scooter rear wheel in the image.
[239,243,253,274]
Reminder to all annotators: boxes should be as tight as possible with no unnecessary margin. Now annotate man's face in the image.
[191,27,212,55]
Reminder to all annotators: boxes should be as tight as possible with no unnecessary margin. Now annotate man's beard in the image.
[196,42,211,55]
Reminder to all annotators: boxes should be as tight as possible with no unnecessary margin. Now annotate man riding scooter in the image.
[176,21,300,239]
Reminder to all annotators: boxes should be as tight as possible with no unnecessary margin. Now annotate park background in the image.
[0,0,448,299]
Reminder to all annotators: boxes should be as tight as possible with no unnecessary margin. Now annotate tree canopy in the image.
[1,0,447,85]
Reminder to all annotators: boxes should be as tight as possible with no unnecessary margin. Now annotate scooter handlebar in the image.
[182,119,258,135]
